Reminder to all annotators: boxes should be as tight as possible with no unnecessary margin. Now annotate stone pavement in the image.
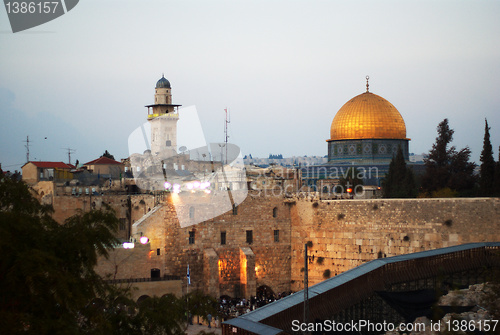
[184,323,222,335]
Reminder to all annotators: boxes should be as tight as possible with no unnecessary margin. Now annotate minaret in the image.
[145,74,182,155]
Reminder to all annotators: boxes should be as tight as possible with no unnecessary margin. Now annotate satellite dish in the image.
[179,146,187,153]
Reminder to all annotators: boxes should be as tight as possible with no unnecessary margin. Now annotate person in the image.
[207,314,212,328]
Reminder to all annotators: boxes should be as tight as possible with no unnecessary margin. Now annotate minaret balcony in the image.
[148,112,179,120]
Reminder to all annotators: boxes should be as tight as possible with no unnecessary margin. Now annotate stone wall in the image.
[94,194,500,300]
[49,194,155,240]
[128,191,292,298]
[95,243,162,280]
[290,197,500,291]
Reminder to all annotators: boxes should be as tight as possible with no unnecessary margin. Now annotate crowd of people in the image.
[218,289,293,320]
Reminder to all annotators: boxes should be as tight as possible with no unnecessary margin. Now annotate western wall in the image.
[91,191,500,299]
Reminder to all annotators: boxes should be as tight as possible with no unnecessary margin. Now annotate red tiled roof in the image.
[26,161,73,169]
[84,156,123,166]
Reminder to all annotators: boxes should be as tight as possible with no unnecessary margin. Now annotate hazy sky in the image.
[1,0,499,172]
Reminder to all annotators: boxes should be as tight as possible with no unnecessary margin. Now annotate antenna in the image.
[24,136,30,163]
[224,108,230,164]
[61,147,76,165]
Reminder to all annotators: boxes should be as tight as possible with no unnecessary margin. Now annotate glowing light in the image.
[164,182,172,190]
[186,183,193,190]
[140,236,149,244]
[347,188,352,193]
[200,181,211,189]
[123,242,135,249]
[193,181,201,189]
[173,184,181,193]
[204,189,211,194]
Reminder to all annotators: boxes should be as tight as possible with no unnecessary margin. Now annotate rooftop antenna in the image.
[224,108,230,164]
[366,75,370,93]
[24,136,30,163]
[62,147,76,165]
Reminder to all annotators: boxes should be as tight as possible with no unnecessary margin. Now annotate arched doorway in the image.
[151,268,160,280]
[137,295,151,305]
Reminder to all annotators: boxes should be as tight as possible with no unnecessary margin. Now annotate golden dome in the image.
[329,92,407,141]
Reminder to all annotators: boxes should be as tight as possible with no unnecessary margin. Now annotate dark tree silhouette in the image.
[383,146,417,198]
[0,174,121,333]
[421,119,476,196]
[101,150,115,161]
[479,119,496,196]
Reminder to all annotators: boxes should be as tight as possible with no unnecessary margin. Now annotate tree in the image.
[383,146,417,198]
[135,295,185,335]
[0,174,123,334]
[479,119,496,196]
[101,150,115,161]
[421,119,476,196]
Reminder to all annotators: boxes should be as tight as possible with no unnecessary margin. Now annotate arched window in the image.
[189,206,195,218]
[273,207,278,218]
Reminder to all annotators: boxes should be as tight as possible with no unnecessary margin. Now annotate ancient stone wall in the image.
[290,197,500,291]
[94,194,500,300]
[49,194,155,240]
[128,191,292,298]
[95,243,162,280]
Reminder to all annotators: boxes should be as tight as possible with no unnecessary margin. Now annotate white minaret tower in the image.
[145,74,181,155]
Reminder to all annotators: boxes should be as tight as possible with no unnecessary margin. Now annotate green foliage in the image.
[0,174,124,334]
[136,295,185,335]
[382,145,417,198]
[0,174,209,334]
[101,150,115,161]
[421,119,477,196]
[187,290,218,323]
[479,119,496,196]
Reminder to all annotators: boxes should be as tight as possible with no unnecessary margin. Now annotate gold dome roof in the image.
[329,92,407,141]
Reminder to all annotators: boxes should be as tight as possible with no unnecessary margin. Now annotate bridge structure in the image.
[223,242,500,335]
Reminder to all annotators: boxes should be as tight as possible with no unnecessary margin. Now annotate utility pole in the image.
[304,243,309,331]
[62,147,76,165]
[224,108,230,165]
[24,136,30,163]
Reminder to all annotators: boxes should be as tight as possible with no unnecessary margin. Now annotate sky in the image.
[1,0,499,172]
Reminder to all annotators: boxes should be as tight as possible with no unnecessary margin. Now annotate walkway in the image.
[185,323,222,335]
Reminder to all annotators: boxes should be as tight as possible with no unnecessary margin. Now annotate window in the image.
[274,229,279,242]
[246,230,253,244]
[156,248,160,256]
[232,203,238,215]
[221,231,226,245]
[189,206,195,219]
[273,207,278,218]
[166,140,171,147]
[189,231,195,244]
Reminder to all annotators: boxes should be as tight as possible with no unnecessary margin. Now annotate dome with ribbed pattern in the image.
[330,92,407,141]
